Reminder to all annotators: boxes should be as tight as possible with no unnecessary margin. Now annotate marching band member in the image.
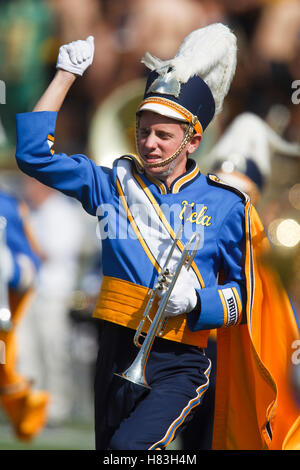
[0,190,50,441]
[14,24,299,450]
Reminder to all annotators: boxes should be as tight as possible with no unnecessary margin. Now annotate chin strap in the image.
[135,116,197,169]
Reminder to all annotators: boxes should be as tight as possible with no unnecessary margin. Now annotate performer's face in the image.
[137,111,192,183]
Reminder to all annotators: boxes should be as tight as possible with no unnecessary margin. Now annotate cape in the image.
[212,202,300,450]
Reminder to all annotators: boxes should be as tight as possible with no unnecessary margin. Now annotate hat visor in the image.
[137,102,188,123]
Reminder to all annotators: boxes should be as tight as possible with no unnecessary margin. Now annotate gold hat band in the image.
[137,97,203,136]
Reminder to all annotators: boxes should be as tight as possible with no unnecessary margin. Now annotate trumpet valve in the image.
[157,268,174,286]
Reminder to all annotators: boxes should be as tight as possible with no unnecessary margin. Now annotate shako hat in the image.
[137,23,238,137]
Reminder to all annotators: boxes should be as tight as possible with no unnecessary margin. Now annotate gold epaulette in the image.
[207,173,250,203]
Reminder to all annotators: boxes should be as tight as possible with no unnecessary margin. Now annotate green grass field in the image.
[0,416,95,450]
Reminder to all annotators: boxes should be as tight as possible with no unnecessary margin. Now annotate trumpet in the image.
[0,216,12,331]
[115,226,201,389]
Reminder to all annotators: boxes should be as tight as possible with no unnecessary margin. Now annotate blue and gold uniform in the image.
[16,111,246,344]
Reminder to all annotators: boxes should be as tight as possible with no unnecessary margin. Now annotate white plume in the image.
[208,112,300,177]
[141,23,237,115]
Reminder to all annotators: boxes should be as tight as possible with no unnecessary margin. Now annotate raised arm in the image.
[15,36,113,216]
[33,70,76,112]
[33,36,94,112]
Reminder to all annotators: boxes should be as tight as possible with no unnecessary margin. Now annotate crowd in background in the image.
[0,0,299,442]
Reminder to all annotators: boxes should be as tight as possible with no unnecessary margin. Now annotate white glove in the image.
[158,266,198,317]
[56,36,95,76]
[0,244,14,283]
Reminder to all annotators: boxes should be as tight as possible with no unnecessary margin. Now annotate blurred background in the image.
[0,0,299,450]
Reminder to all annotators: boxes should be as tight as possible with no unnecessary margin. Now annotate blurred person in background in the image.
[209,112,300,206]
[17,177,85,426]
[0,189,49,441]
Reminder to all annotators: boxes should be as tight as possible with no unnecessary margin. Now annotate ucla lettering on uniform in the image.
[179,200,212,226]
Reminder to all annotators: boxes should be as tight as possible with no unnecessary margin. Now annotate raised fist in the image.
[56,36,95,76]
